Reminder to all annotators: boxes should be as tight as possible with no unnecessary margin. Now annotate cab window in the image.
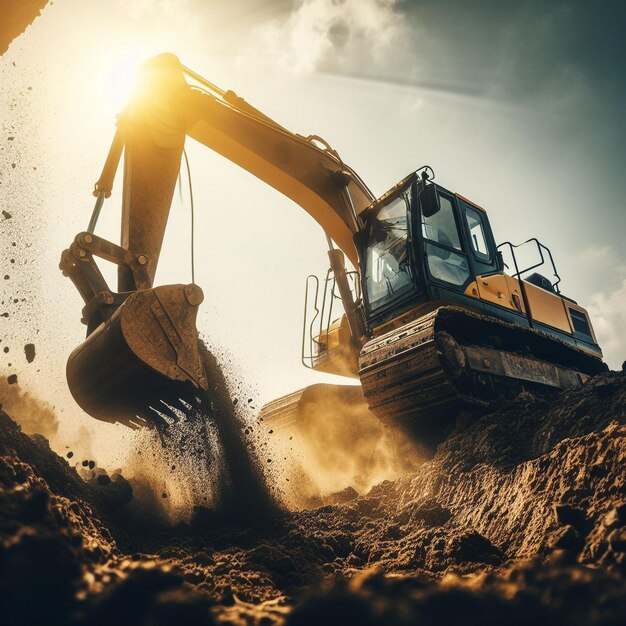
[422,195,462,250]
[364,192,414,311]
[422,193,470,287]
[424,243,470,286]
[464,205,491,261]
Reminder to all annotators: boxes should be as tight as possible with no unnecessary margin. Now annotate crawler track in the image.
[359,306,607,440]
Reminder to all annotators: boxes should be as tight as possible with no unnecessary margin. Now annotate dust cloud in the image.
[119,341,280,522]
[1,341,420,521]
[264,384,424,509]
[0,376,58,440]
[0,376,97,467]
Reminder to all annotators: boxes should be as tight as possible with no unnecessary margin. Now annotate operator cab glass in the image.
[465,206,490,259]
[364,190,414,312]
[421,193,470,286]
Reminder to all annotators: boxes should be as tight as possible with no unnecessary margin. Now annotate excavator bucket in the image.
[66,283,209,429]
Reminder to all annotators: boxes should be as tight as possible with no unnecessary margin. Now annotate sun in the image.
[101,49,145,113]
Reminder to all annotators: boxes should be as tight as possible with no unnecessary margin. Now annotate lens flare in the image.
[102,49,143,113]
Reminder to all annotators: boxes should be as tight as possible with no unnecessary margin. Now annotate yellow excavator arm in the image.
[97,53,373,282]
[60,53,372,427]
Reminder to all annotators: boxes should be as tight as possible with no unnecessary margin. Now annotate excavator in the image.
[60,53,606,440]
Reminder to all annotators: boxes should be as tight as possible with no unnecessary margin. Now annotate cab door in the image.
[458,198,526,317]
[458,198,498,277]
[419,189,472,291]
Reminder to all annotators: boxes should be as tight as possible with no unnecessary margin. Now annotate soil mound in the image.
[1,372,625,624]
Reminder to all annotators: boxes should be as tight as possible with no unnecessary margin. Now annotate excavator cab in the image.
[356,168,605,359]
[301,169,605,437]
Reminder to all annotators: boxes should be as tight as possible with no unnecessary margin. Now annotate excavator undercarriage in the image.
[358,306,605,440]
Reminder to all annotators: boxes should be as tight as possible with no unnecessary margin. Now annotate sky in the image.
[1,0,625,462]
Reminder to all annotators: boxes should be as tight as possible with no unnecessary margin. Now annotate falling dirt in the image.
[118,342,280,524]
[195,342,279,520]
[1,369,625,624]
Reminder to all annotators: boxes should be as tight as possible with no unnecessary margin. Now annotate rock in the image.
[553,504,587,530]
[603,509,621,529]
[30,433,50,449]
[407,499,452,527]
[545,548,577,566]
[609,529,626,553]
[325,486,359,505]
[450,531,503,565]
[24,343,36,363]
[548,525,584,554]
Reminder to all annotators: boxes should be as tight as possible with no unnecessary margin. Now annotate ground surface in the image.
[1,372,626,625]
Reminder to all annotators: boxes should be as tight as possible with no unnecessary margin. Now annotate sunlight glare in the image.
[101,49,144,113]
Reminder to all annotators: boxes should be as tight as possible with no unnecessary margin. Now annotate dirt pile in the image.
[1,372,625,624]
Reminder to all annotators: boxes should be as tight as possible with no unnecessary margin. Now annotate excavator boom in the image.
[61,53,373,427]
[106,53,372,280]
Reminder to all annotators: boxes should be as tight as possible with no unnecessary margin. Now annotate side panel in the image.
[523,281,573,334]
[474,275,513,310]
[464,274,527,315]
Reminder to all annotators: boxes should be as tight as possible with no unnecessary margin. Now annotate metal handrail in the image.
[301,267,362,369]
[497,238,561,293]
[301,274,321,369]
[301,269,335,369]
[497,238,563,331]
[497,240,533,329]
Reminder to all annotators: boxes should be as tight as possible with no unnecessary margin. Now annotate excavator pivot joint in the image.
[184,284,204,306]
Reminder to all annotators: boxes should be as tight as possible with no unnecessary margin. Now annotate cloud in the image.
[587,277,626,371]
[573,245,625,369]
[577,245,626,276]
[254,0,407,74]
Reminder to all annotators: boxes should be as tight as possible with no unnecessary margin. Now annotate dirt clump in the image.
[0,372,625,624]
[0,0,49,55]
